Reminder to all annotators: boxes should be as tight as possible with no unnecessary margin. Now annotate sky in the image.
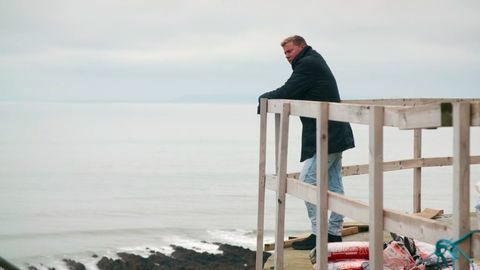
[1,1,479,103]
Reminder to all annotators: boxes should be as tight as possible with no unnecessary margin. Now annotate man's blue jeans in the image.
[299,152,344,236]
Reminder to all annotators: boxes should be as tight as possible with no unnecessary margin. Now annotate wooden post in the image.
[315,102,329,270]
[274,103,290,269]
[369,106,384,270]
[275,113,280,173]
[413,128,422,213]
[453,102,471,269]
[256,99,268,270]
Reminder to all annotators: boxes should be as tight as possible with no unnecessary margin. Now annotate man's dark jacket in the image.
[258,46,355,162]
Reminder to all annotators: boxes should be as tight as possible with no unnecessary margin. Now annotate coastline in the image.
[16,243,271,270]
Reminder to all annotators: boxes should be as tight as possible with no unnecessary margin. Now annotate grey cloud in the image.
[1,0,479,102]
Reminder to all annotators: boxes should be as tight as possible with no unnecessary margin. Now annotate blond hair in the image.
[281,35,307,47]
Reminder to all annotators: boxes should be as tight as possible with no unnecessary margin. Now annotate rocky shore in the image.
[24,243,271,270]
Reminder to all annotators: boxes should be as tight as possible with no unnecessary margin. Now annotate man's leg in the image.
[300,152,344,235]
[299,155,318,234]
[291,155,317,250]
[326,152,344,237]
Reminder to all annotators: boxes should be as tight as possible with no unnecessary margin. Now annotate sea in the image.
[0,101,479,269]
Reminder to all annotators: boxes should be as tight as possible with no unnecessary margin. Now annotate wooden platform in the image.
[263,231,391,270]
[262,213,479,270]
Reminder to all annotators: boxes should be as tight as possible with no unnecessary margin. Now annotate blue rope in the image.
[431,230,480,269]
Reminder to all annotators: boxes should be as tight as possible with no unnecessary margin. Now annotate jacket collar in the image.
[291,45,311,69]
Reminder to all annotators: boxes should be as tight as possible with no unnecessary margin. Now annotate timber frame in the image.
[255,98,480,270]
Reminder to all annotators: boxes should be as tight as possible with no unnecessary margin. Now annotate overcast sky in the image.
[1,1,479,103]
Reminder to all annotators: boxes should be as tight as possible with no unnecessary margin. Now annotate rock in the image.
[97,256,129,270]
[63,259,86,270]
[96,243,272,270]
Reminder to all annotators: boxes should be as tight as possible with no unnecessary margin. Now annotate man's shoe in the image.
[328,233,342,242]
[292,234,316,250]
[292,233,343,250]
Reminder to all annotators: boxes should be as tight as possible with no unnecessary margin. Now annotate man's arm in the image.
[257,60,314,113]
[259,61,314,100]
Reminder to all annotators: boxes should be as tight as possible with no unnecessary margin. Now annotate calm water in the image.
[0,102,479,269]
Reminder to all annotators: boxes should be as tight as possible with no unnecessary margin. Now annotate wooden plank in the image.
[388,103,443,129]
[328,102,370,125]
[268,99,480,127]
[256,98,267,270]
[453,102,471,269]
[264,237,305,252]
[274,103,290,270]
[267,99,319,118]
[341,226,359,236]
[383,209,452,241]
[412,208,444,219]
[413,129,422,213]
[330,192,452,243]
[315,102,329,270]
[343,98,480,106]
[369,106,384,270]
[265,176,453,244]
[341,155,480,176]
[275,113,280,173]
[267,99,446,129]
[343,222,369,232]
[274,155,480,182]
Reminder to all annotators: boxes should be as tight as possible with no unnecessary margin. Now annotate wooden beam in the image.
[413,129,422,213]
[394,103,443,129]
[315,102,329,270]
[342,226,360,236]
[383,209,451,242]
[275,113,280,173]
[412,208,443,219]
[343,98,480,106]
[341,155,480,176]
[274,103,290,270]
[287,155,480,178]
[267,99,447,129]
[268,99,480,128]
[369,106,384,270]
[265,176,453,243]
[264,237,306,251]
[256,98,267,270]
[452,102,471,269]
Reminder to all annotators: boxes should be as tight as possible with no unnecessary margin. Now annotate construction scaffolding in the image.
[255,98,480,270]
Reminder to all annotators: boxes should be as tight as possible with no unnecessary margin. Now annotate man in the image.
[258,35,355,250]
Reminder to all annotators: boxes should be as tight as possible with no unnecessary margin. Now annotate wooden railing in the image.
[255,98,480,270]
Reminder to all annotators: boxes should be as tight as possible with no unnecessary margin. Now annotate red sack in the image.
[327,242,370,261]
[327,259,368,270]
[383,241,415,270]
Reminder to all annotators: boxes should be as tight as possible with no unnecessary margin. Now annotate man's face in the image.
[282,42,305,63]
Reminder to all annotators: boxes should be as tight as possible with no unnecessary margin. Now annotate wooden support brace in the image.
[369,106,384,270]
[315,102,329,270]
[274,103,290,269]
[453,102,471,269]
[256,99,267,270]
[413,128,422,213]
